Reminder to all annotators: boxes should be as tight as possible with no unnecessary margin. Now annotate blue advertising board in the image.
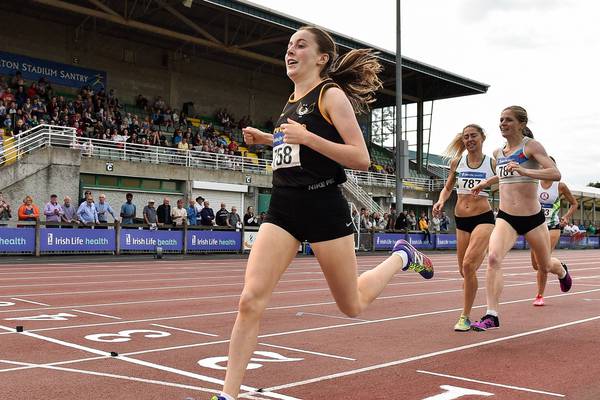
[587,236,599,248]
[435,234,457,250]
[187,230,241,251]
[0,51,106,89]
[121,229,183,251]
[373,233,405,250]
[0,227,35,253]
[513,236,526,250]
[406,233,435,250]
[40,229,115,252]
[373,233,438,250]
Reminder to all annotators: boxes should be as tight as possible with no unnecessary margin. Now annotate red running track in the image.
[0,250,599,399]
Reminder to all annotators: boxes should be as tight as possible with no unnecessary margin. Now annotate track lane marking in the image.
[260,315,600,393]
[0,324,298,400]
[416,370,565,397]
[72,309,122,320]
[151,323,218,337]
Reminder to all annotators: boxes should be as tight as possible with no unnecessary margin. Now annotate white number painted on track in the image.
[85,329,171,343]
[5,313,77,321]
[198,350,303,371]
[423,385,493,400]
[0,301,16,307]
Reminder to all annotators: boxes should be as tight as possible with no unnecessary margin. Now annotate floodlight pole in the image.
[395,0,407,212]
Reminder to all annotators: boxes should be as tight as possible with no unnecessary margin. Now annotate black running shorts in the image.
[264,185,354,243]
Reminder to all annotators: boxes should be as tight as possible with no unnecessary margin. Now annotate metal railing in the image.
[1,125,445,191]
[343,172,386,215]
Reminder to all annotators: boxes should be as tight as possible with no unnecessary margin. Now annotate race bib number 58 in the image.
[272,130,300,170]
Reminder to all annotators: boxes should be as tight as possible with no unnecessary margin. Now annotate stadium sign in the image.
[0,51,107,89]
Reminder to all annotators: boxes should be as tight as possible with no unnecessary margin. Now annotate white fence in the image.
[1,125,445,191]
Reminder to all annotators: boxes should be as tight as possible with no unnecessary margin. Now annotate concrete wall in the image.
[0,11,291,126]
[80,158,273,188]
[0,147,81,214]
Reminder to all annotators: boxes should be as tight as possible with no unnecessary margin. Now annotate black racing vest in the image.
[272,79,347,189]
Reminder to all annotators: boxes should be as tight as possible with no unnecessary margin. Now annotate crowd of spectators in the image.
[0,72,262,163]
[0,189,271,231]
[1,71,406,176]
[352,206,451,237]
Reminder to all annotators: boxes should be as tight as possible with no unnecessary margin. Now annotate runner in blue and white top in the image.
[530,157,578,306]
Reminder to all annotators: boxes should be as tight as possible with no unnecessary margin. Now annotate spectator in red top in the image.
[27,82,38,98]
[18,195,40,223]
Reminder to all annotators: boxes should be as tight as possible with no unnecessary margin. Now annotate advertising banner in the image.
[40,229,115,252]
[513,236,526,250]
[187,230,241,251]
[0,227,35,253]
[121,229,183,251]
[435,234,457,250]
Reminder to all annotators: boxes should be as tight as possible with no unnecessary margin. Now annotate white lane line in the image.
[0,271,317,289]
[295,311,369,322]
[121,287,600,357]
[150,323,218,337]
[0,359,220,396]
[0,324,297,400]
[0,281,472,315]
[416,370,565,397]
[583,298,600,301]
[2,286,599,339]
[258,342,355,361]
[72,309,122,320]
[0,275,460,300]
[11,298,50,306]
[261,315,600,393]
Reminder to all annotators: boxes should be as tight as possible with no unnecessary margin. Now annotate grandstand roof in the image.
[22,0,489,107]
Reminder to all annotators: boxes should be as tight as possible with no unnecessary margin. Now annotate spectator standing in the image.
[395,211,407,231]
[157,197,172,226]
[18,196,39,224]
[200,200,216,226]
[227,206,242,229]
[186,199,198,226]
[0,192,12,224]
[171,199,187,226]
[243,206,258,227]
[431,211,441,234]
[587,224,597,235]
[419,212,431,244]
[215,203,229,226]
[143,199,158,227]
[406,210,417,231]
[96,194,117,228]
[386,205,397,231]
[61,196,78,227]
[120,192,136,225]
[43,194,63,225]
[79,190,92,207]
[372,212,386,230]
[440,211,450,232]
[77,195,99,226]
[194,196,204,216]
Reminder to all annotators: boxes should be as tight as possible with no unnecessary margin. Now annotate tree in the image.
[587,182,600,188]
